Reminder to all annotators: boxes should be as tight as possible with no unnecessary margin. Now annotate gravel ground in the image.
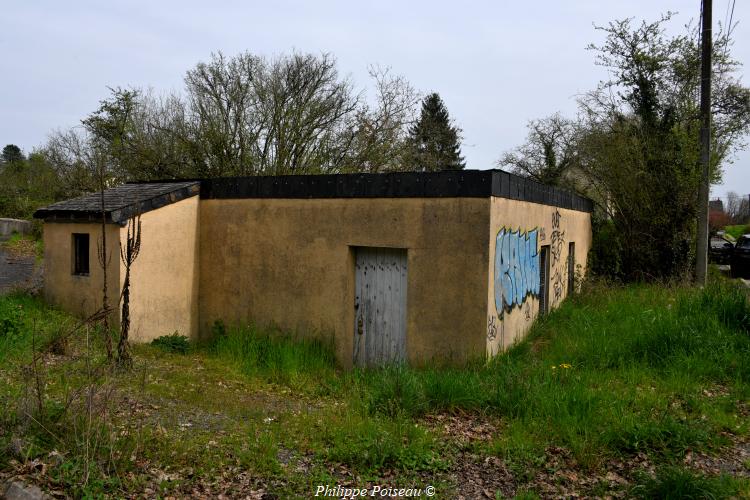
[0,248,41,295]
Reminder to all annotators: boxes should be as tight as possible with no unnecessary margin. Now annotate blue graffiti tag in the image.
[494,228,540,315]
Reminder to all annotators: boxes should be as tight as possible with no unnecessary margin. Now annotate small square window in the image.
[72,233,90,275]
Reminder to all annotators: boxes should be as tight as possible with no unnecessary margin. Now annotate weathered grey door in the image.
[539,245,550,315]
[353,247,407,366]
[567,242,576,295]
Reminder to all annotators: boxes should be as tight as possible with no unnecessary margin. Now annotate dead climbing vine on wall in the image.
[117,215,142,369]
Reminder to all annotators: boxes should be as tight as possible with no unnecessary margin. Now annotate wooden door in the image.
[353,247,407,366]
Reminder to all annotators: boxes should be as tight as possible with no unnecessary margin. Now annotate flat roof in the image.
[198,170,593,212]
[34,170,593,223]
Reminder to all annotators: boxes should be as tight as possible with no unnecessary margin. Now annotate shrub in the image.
[151,333,191,354]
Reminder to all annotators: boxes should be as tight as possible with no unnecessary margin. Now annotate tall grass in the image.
[209,321,337,388]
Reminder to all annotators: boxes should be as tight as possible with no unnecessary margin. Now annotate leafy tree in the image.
[577,14,750,281]
[405,93,465,171]
[0,151,62,221]
[1,144,25,164]
[44,87,138,196]
[501,14,750,282]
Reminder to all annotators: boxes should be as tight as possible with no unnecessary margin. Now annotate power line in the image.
[724,0,732,34]
[728,0,736,37]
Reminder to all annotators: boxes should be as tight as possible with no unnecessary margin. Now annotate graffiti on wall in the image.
[487,315,498,341]
[494,227,540,316]
[490,209,572,347]
[550,209,568,305]
[487,313,506,346]
[552,269,564,303]
[550,209,565,266]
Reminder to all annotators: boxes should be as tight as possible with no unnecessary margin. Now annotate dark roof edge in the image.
[34,182,200,224]
[200,170,594,212]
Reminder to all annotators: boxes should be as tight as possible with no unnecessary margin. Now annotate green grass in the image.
[724,224,749,240]
[1,279,750,497]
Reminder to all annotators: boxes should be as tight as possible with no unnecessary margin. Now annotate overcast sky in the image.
[1,0,747,200]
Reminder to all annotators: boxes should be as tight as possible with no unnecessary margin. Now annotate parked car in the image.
[731,234,750,278]
[710,236,734,265]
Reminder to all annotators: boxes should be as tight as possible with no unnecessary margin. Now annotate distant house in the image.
[709,199,725,213]
[34,170,593,367]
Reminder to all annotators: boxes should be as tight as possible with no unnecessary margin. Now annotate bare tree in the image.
[44,52,427,183]
[725,191,749,224]
[344,66,421,172]
[184,52,261,177]
[44,129,107,197]
[252,52,359,174]
[182,51,360,175]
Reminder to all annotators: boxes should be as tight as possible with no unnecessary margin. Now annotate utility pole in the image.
[696,0,712,285]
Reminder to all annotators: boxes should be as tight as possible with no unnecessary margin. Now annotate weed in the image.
[511,490,540,500]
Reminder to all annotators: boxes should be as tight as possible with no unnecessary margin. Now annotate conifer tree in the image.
[405,93,465,171]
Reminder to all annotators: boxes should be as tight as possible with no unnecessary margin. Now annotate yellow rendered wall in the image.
[42,222,121,323]
[486,197,592,356]
[122,196,200,342]
[198,198,490,368]
[41,193,591,364]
